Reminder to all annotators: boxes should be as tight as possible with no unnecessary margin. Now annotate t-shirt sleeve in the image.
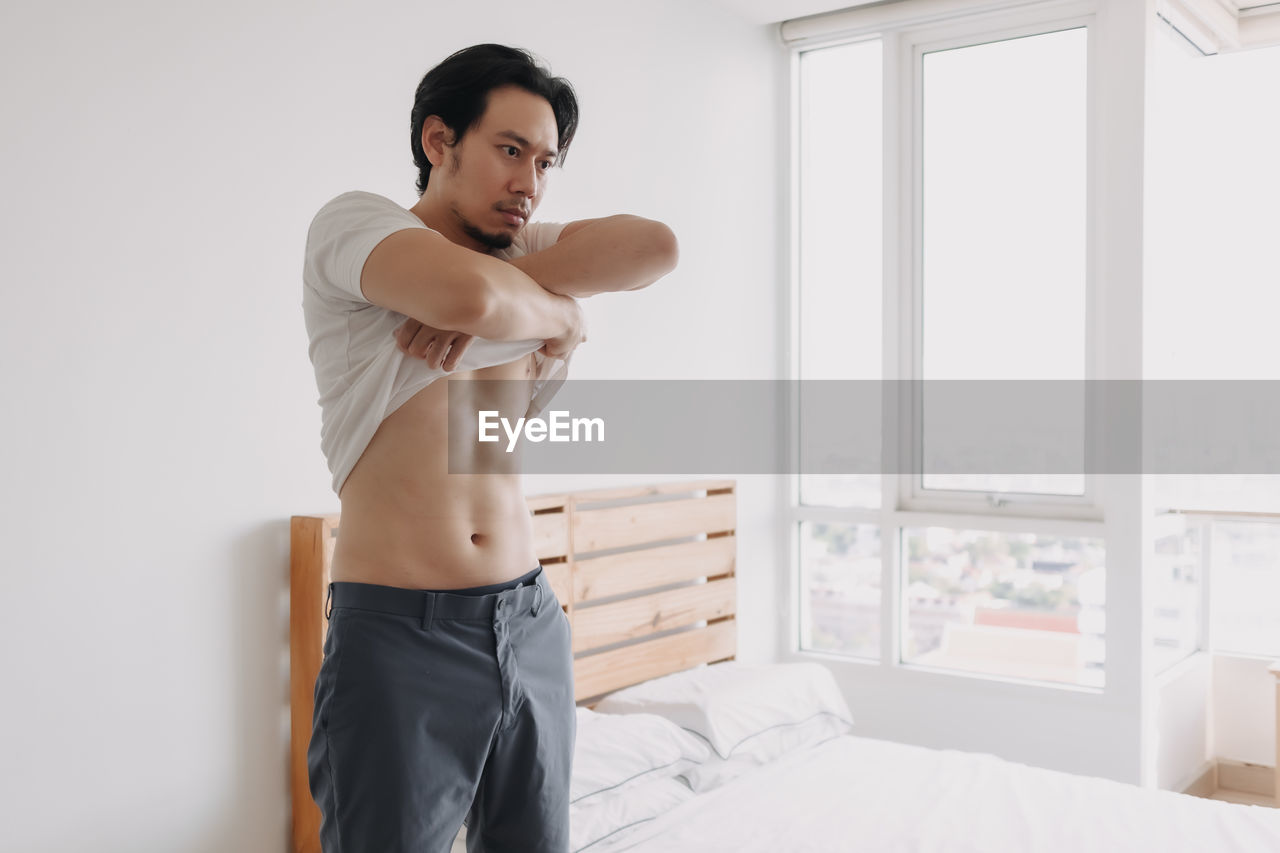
[304,191,430,305]
[506,220,567,258]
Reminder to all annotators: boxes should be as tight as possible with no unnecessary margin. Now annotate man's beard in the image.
[454,207,514,252]
[442,149,514,251]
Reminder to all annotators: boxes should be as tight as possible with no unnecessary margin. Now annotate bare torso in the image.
[330,351,542,589]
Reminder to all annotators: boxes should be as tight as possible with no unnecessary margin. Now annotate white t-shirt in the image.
[301,190,571,497]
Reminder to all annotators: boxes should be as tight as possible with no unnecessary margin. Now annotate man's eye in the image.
[539,160,553,171]
[503,145,519,156]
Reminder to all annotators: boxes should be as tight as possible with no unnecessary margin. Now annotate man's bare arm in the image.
[506,215,678,298]
[361,227,578,341]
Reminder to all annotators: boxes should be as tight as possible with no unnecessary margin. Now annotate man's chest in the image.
[381,350,537,437]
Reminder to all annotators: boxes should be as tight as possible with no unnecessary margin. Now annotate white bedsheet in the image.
[587,734,1280,853]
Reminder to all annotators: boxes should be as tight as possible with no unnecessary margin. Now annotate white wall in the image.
[795,660,1146,781]
[1213,654,1278,767]
[0,2,785,850]
[1144,10,1280,794]
[1145,17,1280,384]
[1154,653,1277,791]
[1155,653,1212,791]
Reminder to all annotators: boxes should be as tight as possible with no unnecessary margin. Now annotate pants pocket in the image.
[313,610,352,732]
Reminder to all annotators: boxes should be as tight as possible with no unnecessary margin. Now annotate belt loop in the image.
[421,593,436,632]
[531,583,543,618]
[325,583,333,621]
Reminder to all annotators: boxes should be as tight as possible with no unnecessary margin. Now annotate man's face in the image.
[439,85,560,252]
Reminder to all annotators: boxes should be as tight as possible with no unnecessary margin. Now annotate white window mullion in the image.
[884,28,909,670]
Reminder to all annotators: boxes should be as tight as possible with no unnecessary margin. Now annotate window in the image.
[799,521,881,659]
[902,526,1105,687]
[788,4,1100,691]
[918,27,1089,504]
[792,7,1103,690]
[796,38,883,511]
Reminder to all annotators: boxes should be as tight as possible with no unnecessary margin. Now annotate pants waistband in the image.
[327,565,546,623]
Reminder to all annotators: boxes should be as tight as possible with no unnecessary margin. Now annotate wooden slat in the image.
[573,493,736,552]
[574,538,736,602]
[574,620,737,702]
[297,512,341,529]
[527,492,570,512]
[568,480,736,505]
[543,562,573,608]
[572,577,736,652]
[531,508,570,562]
[289,516,331,853]
[1217,759,1275,798]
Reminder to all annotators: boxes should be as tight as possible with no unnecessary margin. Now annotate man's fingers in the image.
[441,335,473,371]
[414,329,447,362]
[396,319,420,343]
[416,332,461,370]
[395,325,475,371]
[398,325,433,359]
[421,337,443,366]
[394,318,481,368]
[396,323,420,351]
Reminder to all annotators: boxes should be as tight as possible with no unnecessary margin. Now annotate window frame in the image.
[786,0,1126,700]
[900,10,1101,519]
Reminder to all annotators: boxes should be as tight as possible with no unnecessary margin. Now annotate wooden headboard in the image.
[288,479,737,853]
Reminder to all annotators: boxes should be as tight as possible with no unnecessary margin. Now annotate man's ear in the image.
[421,116,456,168]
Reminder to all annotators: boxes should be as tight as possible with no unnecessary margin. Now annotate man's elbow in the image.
[632,221,679,291]
[448,271,502,335]
[653,222,679,274]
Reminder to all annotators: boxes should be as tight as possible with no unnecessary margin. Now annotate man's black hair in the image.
[410,44,579,196]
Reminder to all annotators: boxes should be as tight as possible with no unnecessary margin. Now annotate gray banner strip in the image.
[445,380,1280,474]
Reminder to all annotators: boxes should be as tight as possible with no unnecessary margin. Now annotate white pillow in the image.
[678,712,852,792]
[592,661,854,760]
[570,706,710,808]
[570,776,694,853]
[457,775,695,853]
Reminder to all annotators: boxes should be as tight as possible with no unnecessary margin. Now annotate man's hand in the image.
[538,298,587,360]
[394,300,585,366]
[393,318,473,370]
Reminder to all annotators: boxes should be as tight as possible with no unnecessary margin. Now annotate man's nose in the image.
[510,158,539,198]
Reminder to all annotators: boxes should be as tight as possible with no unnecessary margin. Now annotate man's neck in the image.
[409,196,490,255]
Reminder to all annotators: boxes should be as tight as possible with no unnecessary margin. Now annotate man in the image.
[300,44,678,853]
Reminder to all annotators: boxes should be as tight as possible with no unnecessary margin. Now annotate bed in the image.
[289,479,1280,853]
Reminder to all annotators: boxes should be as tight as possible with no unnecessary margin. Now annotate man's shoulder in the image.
[303,190,431,307]
[311,190,418,225]
[304,190,432,258]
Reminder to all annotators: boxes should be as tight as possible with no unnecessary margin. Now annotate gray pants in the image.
[308,565,576,852]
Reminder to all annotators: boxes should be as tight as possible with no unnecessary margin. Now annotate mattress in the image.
[580,734,1280,853]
